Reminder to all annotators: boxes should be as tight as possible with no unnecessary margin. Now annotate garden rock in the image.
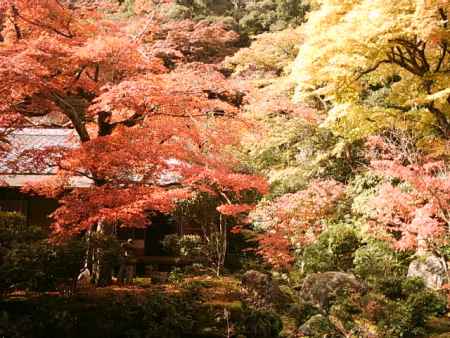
[300,272,364,312]
[298,314,343,338]
[407,254,448,289]
[241,270,290,306]
[242,270,271,290]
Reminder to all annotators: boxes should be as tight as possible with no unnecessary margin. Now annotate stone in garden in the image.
[298,314,343,338]
[407,254,448,289]
[300,272,364,312]
[241,270,290,306]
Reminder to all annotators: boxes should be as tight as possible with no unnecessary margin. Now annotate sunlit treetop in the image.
[145,19,240,65]
[224,27,302,77]
[0,0,165,140]
[293,0,450,142]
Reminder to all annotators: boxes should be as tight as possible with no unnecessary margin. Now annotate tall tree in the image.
[0,1,267,283]
[293,0,450,141]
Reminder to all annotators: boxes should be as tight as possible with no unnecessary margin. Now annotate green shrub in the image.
[297,234,445,337]
[161,234,204,258]
[288,300,319,326]
[49,237,87,293]
[353,240,411,295]
[1,237,87,294]
[401,278,447,327]
[1,240,54,293]
[161,233,179,255]
[0,289,284,338]
[300,224,361,273]
[238,309,283,338]
[168,267,184,284]
[0,212,47,247]
[0,211,26,227]
[0,212,52,293]
[372,296,412,338]
[183,262,207,275]
[360,278,447,338]
[0,212,86,294]
[0,291,195,338]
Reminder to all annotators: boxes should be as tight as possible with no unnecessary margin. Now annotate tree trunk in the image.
[428,104,450,138]
[214,215,227,277]
[86,221,114,287]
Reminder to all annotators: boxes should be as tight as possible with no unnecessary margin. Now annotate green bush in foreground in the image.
[0,212,86,294]
[0,290,284,338]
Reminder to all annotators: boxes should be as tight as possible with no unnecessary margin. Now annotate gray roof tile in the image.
[0,128,78,175]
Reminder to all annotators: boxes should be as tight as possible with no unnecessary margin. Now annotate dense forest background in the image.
[1,0,450,337]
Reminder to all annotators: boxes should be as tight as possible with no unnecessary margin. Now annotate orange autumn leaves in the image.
[0,1,267,236]
[254,180,346,268]
[367,136,450,251]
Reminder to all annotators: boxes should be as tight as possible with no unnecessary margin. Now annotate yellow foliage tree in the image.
[293,0,450,142]
[224,28,302,76]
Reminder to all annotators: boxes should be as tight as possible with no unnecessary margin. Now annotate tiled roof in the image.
[0,128,78,175]
[0,128,179,188]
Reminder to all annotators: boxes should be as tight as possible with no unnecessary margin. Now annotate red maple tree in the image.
[367,135,450,252]
[0,1,267,238]
[253,179,345,268]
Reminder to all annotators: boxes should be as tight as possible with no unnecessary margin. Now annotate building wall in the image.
[0,188,58,226]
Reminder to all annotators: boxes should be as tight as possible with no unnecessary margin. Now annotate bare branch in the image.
[435,42,448,72]
[355,59,391,80]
